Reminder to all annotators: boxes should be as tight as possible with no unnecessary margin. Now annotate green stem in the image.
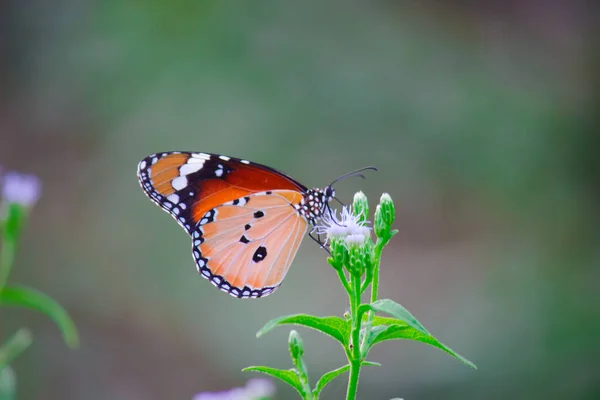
[335,267,352,296]
[346,273,363,400]
[370,244,383,305]
[296,362,314,400]
[359,239,384,357]
[0,236,16,293]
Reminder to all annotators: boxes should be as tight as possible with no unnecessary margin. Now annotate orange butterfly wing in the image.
[137,152,307,234]
[138,152,317,298]
[192,190,308,298]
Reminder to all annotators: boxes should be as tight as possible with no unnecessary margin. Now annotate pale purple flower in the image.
[192,379,275,400]
[1,172,41,208]
[243,379,275,398]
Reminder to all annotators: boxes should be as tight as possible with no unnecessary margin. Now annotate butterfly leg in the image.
[309,232,331,255]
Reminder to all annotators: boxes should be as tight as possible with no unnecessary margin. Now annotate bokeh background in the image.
[1,1,598,399]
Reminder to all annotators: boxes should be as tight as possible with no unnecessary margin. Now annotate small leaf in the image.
[257,314,350,347]
[368,323,477,369]
[243,366,304,397]
[0,285,79,348]
[362,361,381,367]
[0,328,33,368]
[312,362,380,398]
[313,365,349,398]
[369,299,428,335]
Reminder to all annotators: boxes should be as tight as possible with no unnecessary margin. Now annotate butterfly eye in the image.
[325,187,335,200]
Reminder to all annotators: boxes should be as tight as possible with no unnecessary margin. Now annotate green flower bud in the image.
[379,193,395,226]
[374,205,385,238]
[347,243,365,277]
[352,191,369,225]
[363,239,375,273]
[288,330,304,361]
[329,237,348,270]
[374,193,395,238]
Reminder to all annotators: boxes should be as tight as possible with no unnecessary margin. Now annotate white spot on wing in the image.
[215,169,223,177]
[167,194,180,204]
[219,156,230,161]
[240,160,250,164]
[172,176,187,191]
[180,162,204,174]
[139,160,147,170]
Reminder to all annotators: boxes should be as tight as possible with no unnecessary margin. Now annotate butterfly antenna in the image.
[329,166,377,187]
[333,196,345,207]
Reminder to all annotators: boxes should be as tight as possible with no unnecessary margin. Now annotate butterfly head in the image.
[299,187,335,225]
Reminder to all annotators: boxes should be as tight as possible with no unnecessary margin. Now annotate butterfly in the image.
[137,151,374,299]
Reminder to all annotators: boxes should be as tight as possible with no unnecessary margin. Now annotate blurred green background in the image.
[1,1,598,399]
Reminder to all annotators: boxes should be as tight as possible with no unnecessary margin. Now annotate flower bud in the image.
[352,191,369,225]
[329,237,348,270]
[374,193,395,238]
[288,330,304,361]
[379,193,395,225]
[347,244,365,277]
[363,239,375,273]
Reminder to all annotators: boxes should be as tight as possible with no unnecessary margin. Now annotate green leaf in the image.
[367,322,477,369]
[312,365,349,398]
[369,299,428,335]
[0,285,79,349]
[312,362,381,398]
[243,366,304,397]
[362,361,381,367]
[257,314,350,347]
[372,316,409,327]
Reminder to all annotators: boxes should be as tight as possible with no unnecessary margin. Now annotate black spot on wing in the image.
[252,246,267,263]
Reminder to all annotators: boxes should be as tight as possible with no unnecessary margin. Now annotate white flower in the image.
[315,206,371,245]
[345,233,367,247]
[1,172,41,208]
